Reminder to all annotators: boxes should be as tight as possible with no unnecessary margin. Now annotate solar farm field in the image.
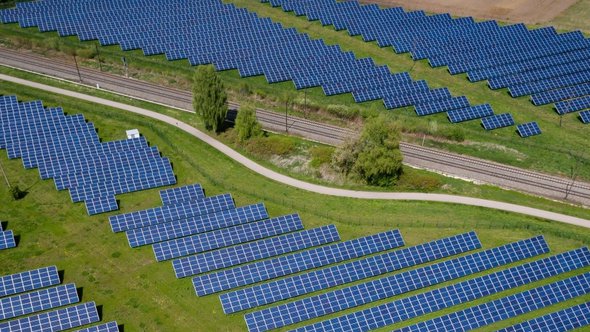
[1,81,589,331]
[0,0,589,181]
[1,0,590,331]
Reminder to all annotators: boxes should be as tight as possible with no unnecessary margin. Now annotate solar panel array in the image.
[481,113,515,130]
[126,203,269,247]
[292,246,590,332]
[0,266,119,331]
[0,229,16,250]
[159,184,205,206]
[0,95,176,215]
[581,110,590,124]
[109,193,235,233]
[193,230,404,296]
[395,272,590,332]
[517,121,542,138]
[0,0,490,126]
[153,213,304,262]
[177,225,342,279]
[221,232,479,314]
[496,301,590,332]
[262,0,590,128]
[75,321,120,332]
[245,235,548,332]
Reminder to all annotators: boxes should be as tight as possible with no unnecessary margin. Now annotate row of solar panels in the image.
[108,182,589,332]
[0,266,118,332]
[264,0,590,123]
[0,222,16,251]
[0,0,508,133]
[0,95,176,215]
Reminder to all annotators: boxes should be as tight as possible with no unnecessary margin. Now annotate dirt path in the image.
[359,0,579,24]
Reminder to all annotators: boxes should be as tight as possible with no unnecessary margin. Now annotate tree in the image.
[235,105,262,142]
[332,115,403,186]
[192,65,227,133]
[10,185,27,200]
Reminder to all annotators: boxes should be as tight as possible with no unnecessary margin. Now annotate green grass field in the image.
[0,0,589,181]
[1,80,589,331]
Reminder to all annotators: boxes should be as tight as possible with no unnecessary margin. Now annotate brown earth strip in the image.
[358,0,579,25]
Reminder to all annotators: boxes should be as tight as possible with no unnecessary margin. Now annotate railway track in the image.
[1,47,589,206]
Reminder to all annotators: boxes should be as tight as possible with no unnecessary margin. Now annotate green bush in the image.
[397,172,442,191]
[310,146,334,168]
[446,127,466,142]
[245,135,296,157]
[76,48,97,59]
[325,104,359,120]
[235,106,262,142]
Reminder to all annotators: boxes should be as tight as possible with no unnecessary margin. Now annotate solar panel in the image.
[291,246,589,332]
[109,193,235,233]
[0,301,100,332]
[0,230,16,250]
[414,96,470,116]
[481,113,515,130]
[153,213,304,262]
[580,110,590,123]
[176,225,341,279]
[0,266,60,298]
[126,203,269,248]
[193,229,404,296]
[246,235,548,332]
[85,195,118,215]
[555,95,590,115]
[221,232,480,314]
[496,301,590,332]
[517,122,542,137]
[394,272,590,332]
[447,104,494,123]
[0,283,79,320]
[75,321,120,332]
[159,183,205,205]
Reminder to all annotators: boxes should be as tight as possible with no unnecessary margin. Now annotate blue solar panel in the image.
[153,213,303,262]
[221,232,480,314]
[0,230,16,250]
[531,82,590,105]
[0,0,483,122]
[481,113,515,130]
[395,272,590,332]
[193,229,404,296]
[555,95,590,115]
[109,193,235,233]
[75,321,119,332]
[0,266,60,298]
[126,203,268,247]
[159,183,205,205]
[0,283,79,321]
[517,122,542,137]
[246,235,548,332]
[447,104,494,123]
[496,301,590,332]
[0,302,100,332]
[292,246,589,332]
[414,96,470,116]
[85,195,118,215]
[580,110,590,123]
[177,225,342,279]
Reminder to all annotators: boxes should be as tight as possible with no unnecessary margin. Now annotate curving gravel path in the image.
[1,74,588,228]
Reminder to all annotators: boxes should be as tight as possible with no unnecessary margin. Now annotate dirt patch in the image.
[359,0,579,25]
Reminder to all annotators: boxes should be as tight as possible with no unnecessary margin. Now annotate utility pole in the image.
[122,56,128,78]
[95,44,103,72]
[73,54,82,82]
[285,98,289,133]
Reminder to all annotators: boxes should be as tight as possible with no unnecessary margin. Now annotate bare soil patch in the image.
[359,0,579,24]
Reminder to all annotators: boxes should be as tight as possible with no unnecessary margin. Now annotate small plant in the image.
[10,185,27,200]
